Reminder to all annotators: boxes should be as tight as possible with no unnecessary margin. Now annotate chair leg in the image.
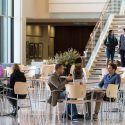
[16,95,18,118]
[100,101,103,121]
[57,103,60,122]
[71,104,73,120]
[63,101,67,122]
[28,94,33,115]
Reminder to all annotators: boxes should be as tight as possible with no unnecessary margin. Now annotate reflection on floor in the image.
[0,105,125,125]
[0,83,124,125]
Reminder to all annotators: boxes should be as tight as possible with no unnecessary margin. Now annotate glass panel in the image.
[0,0,14,63]
[8,18,14,62]
[2,0,7,16]
[0,17,8,63]
[0,0,2,15]
[8,0,14,16]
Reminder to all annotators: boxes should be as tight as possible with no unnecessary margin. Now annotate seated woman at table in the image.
[7,64,27,116]
[86,63,121,120]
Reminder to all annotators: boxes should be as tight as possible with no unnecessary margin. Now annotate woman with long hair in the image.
[7,64,26,116]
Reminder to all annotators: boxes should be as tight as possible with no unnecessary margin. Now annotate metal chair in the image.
[65,84,87,120]
[105,84,119,120]
[14,82,31,117]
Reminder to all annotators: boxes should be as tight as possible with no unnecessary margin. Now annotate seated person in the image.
[70,57,85,83]
[86,63,121,120]
[7,64,27,116]
[70,57,83,76]
[48,64,84,120]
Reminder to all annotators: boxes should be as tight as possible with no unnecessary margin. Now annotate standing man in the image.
[104,30,118,67]
[119,28,125,67]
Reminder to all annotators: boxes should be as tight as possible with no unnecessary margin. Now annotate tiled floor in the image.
[0,83,124,125]
[0,104,124,125]
[0,115,125,125]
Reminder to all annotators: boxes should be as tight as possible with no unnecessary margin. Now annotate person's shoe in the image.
[62,113,70,119]
[93,114,98,121]
[10,107,19,117]
[77,114,84,119]
[10,110,17,117]
[17,106,20,110]
[85,113,91,120]
[70,115,78,121]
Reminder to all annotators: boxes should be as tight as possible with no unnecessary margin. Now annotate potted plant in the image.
[48,48,80,75]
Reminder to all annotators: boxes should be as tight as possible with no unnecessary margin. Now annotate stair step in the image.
[90,73,102,76]
[87,16,125,80]
[88,78,100,81]
[115,16,125,18]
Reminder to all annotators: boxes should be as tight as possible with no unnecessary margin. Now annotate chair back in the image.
[106,84,118,98]
[25,66,36,78]
[102,68,108,76]
[83,68,89,80]
[14,82,28,95]
[121,77,125,83]
[65,84,86,99]
[117,67,125,74]
[6,67,13,77]
[40,64,55,77]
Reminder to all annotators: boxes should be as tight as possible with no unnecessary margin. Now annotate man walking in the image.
[119,28,125,67]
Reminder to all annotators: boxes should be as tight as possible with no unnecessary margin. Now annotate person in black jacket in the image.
[104,30,118,67]
[119,28,125,67]
[7,64,27,116]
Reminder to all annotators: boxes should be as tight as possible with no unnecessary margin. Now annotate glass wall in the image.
[0,0,14,63]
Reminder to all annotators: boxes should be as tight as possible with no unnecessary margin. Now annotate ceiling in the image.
[27,18,97,26]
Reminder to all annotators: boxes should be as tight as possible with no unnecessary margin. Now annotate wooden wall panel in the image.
[54,26,94,55]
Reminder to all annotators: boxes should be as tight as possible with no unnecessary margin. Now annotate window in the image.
[0,0,14,63]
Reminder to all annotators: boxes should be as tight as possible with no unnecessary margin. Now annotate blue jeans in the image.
[106,48,115,61]
[59,91,78,116]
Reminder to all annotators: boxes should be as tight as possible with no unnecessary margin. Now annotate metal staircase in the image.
[85,0,125,80]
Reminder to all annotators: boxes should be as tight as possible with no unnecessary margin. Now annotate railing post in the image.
[119,0,125,15]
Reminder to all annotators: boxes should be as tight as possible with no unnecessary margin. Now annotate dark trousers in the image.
[106,48,115,61]
[120,50,125,67]
[7,92,26,107]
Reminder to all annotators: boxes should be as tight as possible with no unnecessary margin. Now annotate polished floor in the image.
[0,114,125,125]
[0,83,125,125]
[0,102,125,125]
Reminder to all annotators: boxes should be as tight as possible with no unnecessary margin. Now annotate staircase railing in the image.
[85,0,121,69]
[119,0,125,15]
[85,0,121,64]
[86,14,114,71]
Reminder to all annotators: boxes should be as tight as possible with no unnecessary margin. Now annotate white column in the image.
[14,0,26,64]
[14,0,21,63]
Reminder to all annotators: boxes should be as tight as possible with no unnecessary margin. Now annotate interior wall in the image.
[49,0,106,13]
[23,0,107,19]
[23,0,49,19]
[54,26,94,55]
[21,0,107,64]
[26,25,49,62]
